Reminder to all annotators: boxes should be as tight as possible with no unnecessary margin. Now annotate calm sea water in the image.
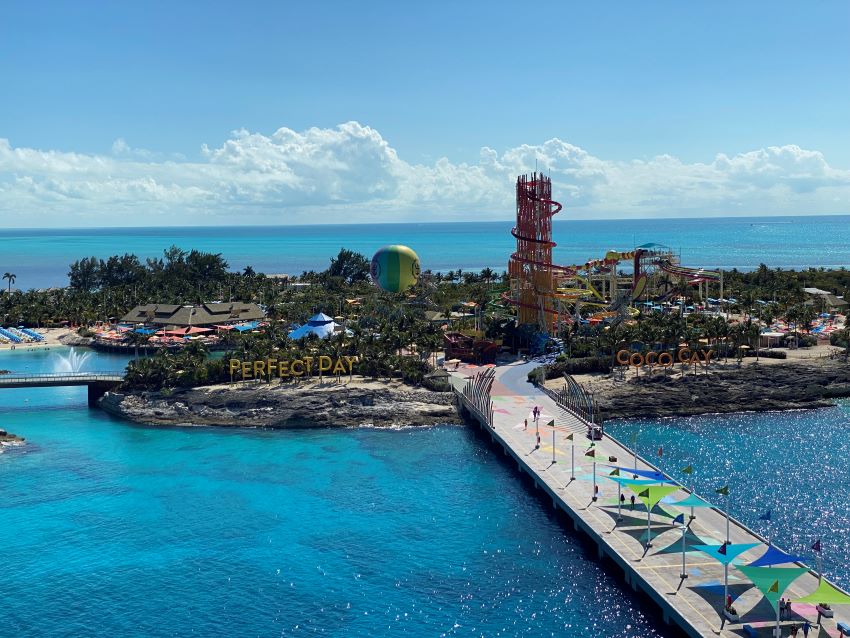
[0,348,667,637]
[3,215,850,290]
[606,403,850,591]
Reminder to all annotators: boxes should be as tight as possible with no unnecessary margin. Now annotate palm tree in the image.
[2,272,15,293]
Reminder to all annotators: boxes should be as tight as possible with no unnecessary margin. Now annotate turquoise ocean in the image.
[0,348,669,637]
[3,215,850,289]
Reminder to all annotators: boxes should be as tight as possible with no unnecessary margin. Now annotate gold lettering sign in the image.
[229,356,360,380]
[615,349,714,368]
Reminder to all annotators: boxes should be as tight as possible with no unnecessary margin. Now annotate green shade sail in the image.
[692,543,759,566]
[633,484,680,510]
[736,565,808,607]
[791,579,850,606]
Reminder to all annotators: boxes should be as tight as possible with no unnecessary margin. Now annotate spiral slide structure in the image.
[503,173,566,331]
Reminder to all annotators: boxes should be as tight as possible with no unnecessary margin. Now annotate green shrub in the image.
[528,356,613,382]
[743,349,787,359]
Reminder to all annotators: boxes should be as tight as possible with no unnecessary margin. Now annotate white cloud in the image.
[0,123,848,226]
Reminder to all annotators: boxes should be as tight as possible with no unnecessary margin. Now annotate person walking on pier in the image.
[802,620,811,637]
[630,494,635,510]
[524,419,527,431]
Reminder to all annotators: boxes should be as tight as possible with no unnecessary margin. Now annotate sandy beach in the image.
[0,327,75,352]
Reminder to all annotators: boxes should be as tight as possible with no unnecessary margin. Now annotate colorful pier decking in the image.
[450,361,849,638]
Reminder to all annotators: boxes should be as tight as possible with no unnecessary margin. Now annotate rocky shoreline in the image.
[98,380,459,429]
[0,428,26,453]
[582,359,850,421]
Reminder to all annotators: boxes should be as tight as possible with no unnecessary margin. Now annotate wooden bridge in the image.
[0,372,124,405]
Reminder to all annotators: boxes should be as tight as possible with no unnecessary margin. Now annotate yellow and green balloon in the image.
[370,245,421,293]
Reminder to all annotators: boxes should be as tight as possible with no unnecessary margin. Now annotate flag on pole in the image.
[681,464,693,475]
[547,419,555,427]
[758,510,772,521]
[715,485,730,496]
[565,432,574,441]
[584,449,596,458]
[811,539,822,553]
[672,513,685,525]
[718,543,728,556]
[768,579,779,593]
[609,468,620,477]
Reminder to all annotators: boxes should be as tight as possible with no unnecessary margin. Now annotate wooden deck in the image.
[451,361,848,638]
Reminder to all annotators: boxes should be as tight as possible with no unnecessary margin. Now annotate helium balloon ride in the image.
[370,245,421,293]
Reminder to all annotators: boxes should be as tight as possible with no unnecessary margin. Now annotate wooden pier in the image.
[452,361,849,638]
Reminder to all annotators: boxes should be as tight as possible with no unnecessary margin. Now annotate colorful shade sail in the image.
[736,565,808,607]
[748,546,809,568]
[692,543,759,566]
[791,579,850,606]
[608,466,669,482]
[633,485,681,510]
[605,476,665,488]
[669,494,713,508]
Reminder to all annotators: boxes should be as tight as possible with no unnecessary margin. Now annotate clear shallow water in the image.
[0,348,668,637]
[4,215,850,289]
[606,403,850,590]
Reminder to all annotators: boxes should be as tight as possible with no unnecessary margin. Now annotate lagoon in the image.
[0,348,668,637]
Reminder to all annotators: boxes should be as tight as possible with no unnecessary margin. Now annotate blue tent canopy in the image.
[748,546,809,567]
[288,313,338,340]
[233,321,261,332]
[133,328,156,335]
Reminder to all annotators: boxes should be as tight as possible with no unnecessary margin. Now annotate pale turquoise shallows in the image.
[0,348,667,637]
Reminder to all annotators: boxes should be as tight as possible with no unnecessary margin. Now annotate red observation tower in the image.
[506,173,566,333]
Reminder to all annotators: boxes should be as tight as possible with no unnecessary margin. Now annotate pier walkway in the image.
[451,360,848,638]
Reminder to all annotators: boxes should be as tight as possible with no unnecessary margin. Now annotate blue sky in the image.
[1,1,848,226]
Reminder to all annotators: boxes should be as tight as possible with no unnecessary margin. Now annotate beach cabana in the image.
[288,313,340,340]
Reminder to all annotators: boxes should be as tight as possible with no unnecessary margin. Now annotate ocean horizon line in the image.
[1,212,849,233]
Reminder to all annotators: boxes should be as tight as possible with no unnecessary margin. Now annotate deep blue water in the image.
[3,215,850,290]
[0,348,667,637]
[606,403,850,591]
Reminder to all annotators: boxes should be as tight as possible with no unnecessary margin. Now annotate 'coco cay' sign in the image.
[229,356,359,380]
[616,348,715,368]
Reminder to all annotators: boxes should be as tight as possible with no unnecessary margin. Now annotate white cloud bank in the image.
[0,121,848,226]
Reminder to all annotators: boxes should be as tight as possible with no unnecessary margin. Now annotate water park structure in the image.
[504,172,723,334]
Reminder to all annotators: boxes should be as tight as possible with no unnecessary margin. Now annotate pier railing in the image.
[458,368,495,427]
[540,374,602,427]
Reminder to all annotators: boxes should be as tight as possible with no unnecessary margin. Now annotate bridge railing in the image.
[0,372,125,383]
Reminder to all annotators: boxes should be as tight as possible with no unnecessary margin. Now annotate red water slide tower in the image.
[507,173,564,333]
